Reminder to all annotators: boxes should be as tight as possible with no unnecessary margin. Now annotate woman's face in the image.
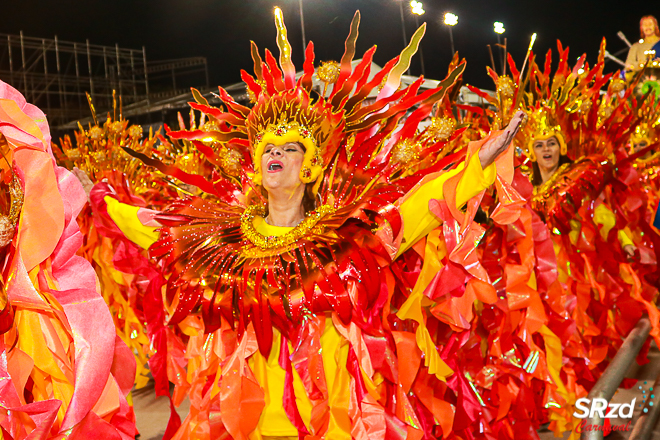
[533,136,561,171]
[260,142,305,193]
[642,19,657,38]
[633,139,649,153]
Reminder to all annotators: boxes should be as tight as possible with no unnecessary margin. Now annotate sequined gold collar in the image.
[240,204,336,252]
[532,163,571,198]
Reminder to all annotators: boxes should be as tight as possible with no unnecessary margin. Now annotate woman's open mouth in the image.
[542,154,553,161]
[267,160,284,172]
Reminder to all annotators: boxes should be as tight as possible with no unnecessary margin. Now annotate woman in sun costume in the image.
[468,39,660,438]
[502,40,660,395]
[93,11,561,439]
[0,81,136,439]
[462,65,590,438]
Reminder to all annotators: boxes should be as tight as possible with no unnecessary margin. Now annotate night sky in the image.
[3,1,657,90]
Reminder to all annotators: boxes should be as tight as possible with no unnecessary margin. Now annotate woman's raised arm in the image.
[396,111,524,256]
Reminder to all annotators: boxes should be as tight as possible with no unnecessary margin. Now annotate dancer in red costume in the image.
[515,40,660,411]
[0,81,136,439]
[88,11,560,440]
[466,38,660,438]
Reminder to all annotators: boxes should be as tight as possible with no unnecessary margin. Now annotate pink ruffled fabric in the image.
[0,80,136,439]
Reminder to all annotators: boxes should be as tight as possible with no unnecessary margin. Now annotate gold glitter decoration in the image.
[608,78,626,94]
[0,173,25,248]
[65,149,81,160]
[599,106,613,120]
[6,174,23,228]
[0,216,13,248]
[255,121,315,145]
[317,61,341,84]
[577,99,591,114]
[240,203,336,251]
[128,125,143,138]
[631,122,653,144]
[391,139,421,164]
[597,104,613,128]
[422,117,456,142]
[89,126,103,140]
[175,154,199,175]
[109,121,124,133]
[218,146,243,176]
[202,121,220,132]
[91,151,108,163]
[497,77,515,99]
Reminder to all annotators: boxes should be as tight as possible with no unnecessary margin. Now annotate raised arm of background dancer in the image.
[593,203,636,257]
[72,168,161,249]
[104,196,160,250]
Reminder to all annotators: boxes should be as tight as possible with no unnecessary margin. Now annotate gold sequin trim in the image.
[532,162,571,201]
[240,203,335,251]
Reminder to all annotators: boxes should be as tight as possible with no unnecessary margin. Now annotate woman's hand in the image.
[72,167,94,201]
[478,110,526,169]
[623,244,636,260]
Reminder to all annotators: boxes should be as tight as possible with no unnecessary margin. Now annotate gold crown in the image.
[246,91,343,186]
[521,108,567,161]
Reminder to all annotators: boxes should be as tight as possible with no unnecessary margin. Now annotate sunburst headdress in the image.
[522,107,567,161]
[517,40,627,161]
[167,10,464,196]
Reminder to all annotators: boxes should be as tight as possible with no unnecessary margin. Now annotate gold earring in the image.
[300,166,313,182]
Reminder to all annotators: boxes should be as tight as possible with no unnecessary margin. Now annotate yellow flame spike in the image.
[85,92,98,126]
[273,6,296,83]
[519,33,537,81]
[379,22,427,99]
[113,90,117,122]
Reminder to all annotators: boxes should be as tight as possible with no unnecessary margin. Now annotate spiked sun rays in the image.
[155,10,466,201]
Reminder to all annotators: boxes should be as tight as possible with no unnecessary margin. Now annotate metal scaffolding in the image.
[0,31,209,129]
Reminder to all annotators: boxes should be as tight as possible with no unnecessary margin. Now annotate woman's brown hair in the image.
[531,155,572,187]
